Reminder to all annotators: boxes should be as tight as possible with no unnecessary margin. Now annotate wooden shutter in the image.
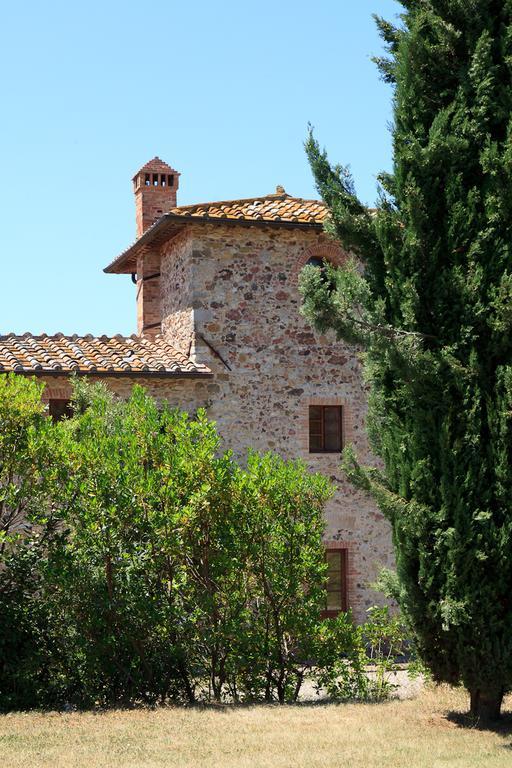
[309,405,343,453]
[323,548,348,617]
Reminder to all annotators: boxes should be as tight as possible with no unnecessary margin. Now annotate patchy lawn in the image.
[1,686,512,768]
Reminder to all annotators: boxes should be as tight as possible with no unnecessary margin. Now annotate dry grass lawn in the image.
[1,685,512,768]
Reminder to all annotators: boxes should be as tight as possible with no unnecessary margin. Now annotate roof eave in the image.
[104,213,324,274]
[3,369,214,379]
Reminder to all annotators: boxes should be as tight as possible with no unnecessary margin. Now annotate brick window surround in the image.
[292,242,349,284]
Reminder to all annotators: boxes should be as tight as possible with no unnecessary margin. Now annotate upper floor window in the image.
[305,256,325,269]
[303,255,336,291]
[309,405,343,453]
[49,399,73,422]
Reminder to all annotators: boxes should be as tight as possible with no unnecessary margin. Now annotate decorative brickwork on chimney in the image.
[133,157,180,239]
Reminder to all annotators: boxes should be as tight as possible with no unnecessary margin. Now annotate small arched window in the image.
[303,254,336,291]
[305,256,325,269]
[296,244,347,287]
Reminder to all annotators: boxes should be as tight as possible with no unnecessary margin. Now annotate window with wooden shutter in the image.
[323,548,348,617]
[309,405,343,453]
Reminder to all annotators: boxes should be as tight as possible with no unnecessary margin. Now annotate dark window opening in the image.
[49,399,73,422]
[145,173,151,186]
[153,173,159,186]
[306,256,325,269]
[161,174,166,186]
[304,256,336,292]
[309,405,343,453]
[323,548,348,617]
[168,174,174,187]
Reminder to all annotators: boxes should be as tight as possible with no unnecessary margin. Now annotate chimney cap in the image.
[133,156,180,181]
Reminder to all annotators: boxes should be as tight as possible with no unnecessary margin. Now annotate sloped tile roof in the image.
[0,333,211,377]
[165,189,328,225]
[105,189,328,273]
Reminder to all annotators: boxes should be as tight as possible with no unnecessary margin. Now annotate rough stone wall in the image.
[38,374,211,413]
[157,223,394,622]
[160,230,195,356]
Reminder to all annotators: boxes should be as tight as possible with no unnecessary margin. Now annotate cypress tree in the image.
[300,0,512,720]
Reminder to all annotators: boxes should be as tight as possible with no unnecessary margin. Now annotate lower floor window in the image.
[48,399,73,422]
[323,548,348,617]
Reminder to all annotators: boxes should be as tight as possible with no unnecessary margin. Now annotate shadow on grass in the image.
[445,708,512,742]
[3,695,404,716]
[182,697,397,712]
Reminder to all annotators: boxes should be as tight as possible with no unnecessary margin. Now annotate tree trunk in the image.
[177,660,195,704]
[469,687,504,722]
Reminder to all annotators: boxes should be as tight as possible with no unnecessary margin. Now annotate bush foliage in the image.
[0,376,407,709]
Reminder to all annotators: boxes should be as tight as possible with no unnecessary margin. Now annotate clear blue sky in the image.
[0,0,401,336]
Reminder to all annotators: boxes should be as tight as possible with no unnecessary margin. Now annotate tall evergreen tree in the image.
[300,0,512,720]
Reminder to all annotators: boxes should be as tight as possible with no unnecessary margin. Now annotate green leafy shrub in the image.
[0,375,69,709]
[313,606,411,702]
[27,379,336,706]
[0,376,414,709]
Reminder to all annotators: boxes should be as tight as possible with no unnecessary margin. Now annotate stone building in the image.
[0,157,393,622]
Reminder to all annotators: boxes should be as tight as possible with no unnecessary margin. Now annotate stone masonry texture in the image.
[158,223,393,622]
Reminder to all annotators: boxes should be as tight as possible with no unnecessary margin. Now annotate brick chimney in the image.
[133,157,180,239]
[132,157,180,338]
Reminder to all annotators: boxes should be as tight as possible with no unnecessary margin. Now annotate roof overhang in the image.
[8,369,213,379]
[104,213,324,274]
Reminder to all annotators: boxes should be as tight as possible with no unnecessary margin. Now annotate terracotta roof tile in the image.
[0,333,211,377]
[168,189,328,225]
[105,188,329,273]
